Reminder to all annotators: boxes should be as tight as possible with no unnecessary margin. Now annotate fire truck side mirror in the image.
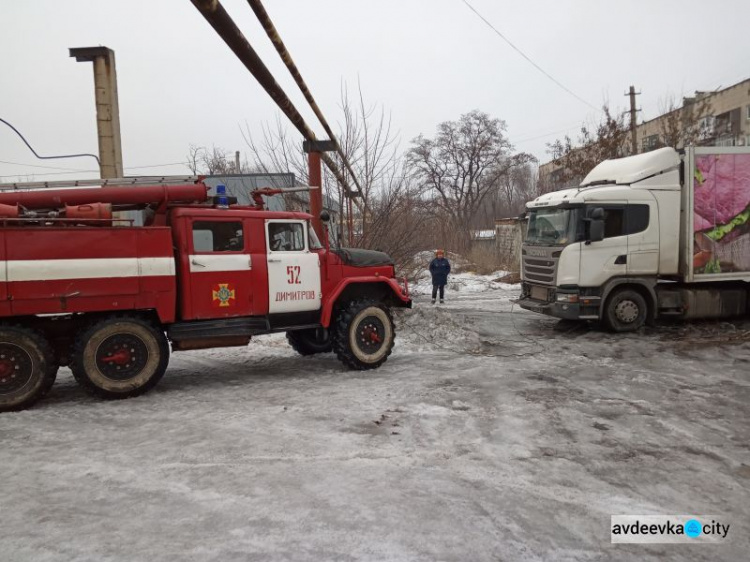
[320,210,331,224]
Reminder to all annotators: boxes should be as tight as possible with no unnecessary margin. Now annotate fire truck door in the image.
[266,220,322,314]
[185,219,254,320]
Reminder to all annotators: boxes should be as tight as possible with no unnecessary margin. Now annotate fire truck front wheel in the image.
[333,300,395,370]
[71,317,170,400]
[0,326,56,412]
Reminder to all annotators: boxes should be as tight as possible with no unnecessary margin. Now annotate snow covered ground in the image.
[2,277,749,561]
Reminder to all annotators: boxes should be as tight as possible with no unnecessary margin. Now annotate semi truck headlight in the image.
[555,293,579,303]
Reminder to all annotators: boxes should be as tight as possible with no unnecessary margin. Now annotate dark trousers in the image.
[432,284,445,300]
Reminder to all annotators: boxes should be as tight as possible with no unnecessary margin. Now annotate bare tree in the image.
[240,84,430,269]
[657,92,713,149]
[546,105,629,186]
[242,116,309,183]
[409,110,533,250]
[186,144,255,175]
[474,161,539,226]
[334,83,405,246]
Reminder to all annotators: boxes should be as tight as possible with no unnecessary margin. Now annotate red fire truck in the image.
[0,177,411,412]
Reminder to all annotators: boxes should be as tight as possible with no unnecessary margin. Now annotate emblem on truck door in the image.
[212,283,236,308]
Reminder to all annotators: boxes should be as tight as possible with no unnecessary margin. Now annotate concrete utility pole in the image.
[69,47,124,179]
[627,85,640,155]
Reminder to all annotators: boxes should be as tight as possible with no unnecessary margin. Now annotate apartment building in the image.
[540,77,750,190]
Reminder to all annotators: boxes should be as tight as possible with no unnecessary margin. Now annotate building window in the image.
[716,136,736,147]
[700,115,715,137]
[746,105,750,120]
[642,134,659,152]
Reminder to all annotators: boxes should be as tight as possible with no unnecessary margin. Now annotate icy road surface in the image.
[2,279,749,561]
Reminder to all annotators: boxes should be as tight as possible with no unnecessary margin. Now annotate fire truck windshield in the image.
[308,222,323,250]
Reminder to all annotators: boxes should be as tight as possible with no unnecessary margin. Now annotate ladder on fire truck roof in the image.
[0,176,203,191]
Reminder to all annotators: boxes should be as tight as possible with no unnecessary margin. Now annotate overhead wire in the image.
[0,159,93,173]
[0,159,195,180]
[0,168,99,179]
[459,0,600,113]
[0,117,101,166]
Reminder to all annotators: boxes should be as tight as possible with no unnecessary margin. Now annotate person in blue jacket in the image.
[429,249,451,304]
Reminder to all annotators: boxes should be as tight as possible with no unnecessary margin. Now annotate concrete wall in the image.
[495,218,525,271]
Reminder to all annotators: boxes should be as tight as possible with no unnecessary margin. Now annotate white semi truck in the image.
[518,146,750,331]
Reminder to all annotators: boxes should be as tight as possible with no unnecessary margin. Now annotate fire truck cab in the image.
[0,178,411,412]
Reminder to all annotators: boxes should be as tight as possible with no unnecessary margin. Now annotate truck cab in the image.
[519,147,750,331]
[167,205,408,337]
[172,208,324,321]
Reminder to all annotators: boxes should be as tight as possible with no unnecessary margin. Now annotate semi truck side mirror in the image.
[584,207,605,244]
[320,210,330,223]
[588,219,605,243]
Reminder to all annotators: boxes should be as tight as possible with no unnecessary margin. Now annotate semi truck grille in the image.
[522,254,558,285]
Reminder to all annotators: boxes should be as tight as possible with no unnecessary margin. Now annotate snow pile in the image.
[407,251,520,296]
[410,269,515,296]
[397,259,522,355]
[395,304,482,354]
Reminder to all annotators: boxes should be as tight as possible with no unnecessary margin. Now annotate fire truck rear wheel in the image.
[333,300,395,370]
[286,328,333,355]
[71,317,169,400]
[0,326,56,413]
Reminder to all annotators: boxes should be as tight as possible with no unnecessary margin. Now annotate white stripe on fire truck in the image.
[4,257,175,282]
[188,254,251,273]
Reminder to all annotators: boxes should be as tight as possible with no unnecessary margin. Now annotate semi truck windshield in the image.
[526,208,578,245]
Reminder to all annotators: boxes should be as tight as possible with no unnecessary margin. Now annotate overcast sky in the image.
[2,0,749,182]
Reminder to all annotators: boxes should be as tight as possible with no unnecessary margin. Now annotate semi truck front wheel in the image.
[333,299,395,370]
[0,326,56,412]
[603,289,648,332]
[71,317,169,399]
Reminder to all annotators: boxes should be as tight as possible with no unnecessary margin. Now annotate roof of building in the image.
[204,174,294,211]
[495,217,524,225]
[204,173,339,213]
